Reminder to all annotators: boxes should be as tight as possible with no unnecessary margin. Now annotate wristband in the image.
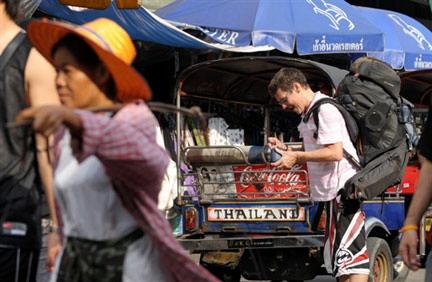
[48,226,59,233]
[400,225,418,232]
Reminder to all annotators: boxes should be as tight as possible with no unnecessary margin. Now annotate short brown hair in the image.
[268,68,309,96]
[1,0,21,20]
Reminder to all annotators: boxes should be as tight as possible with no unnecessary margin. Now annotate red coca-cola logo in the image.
[232,164,309,198]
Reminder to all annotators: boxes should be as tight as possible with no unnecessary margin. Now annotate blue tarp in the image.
[37,0,272,52]
[156,0,385,55]
[357,7,432,70]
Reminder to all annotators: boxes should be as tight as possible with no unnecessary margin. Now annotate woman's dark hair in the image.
[51,34,117,101]
[2,0,20,19]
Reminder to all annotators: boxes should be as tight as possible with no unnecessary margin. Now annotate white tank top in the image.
[52,131,166,282]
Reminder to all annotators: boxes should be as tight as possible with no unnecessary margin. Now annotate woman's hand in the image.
[16,105,82,137]
[46,231,62,272]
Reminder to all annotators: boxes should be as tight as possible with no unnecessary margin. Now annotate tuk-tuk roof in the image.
[399,69,432,107]
[176,57,348,106]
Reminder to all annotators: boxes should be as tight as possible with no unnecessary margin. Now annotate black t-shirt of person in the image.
[419,109,432,162]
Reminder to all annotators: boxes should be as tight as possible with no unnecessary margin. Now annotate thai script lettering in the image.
[414,55,432,69]
[414,61,432,69]
[312,36,364,52]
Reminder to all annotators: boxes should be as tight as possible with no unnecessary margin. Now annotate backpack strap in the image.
[303,98,362,169]
[303,98,345,139]
[0,31,27,73]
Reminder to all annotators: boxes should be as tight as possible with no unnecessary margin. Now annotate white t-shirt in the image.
[298,92,359,201]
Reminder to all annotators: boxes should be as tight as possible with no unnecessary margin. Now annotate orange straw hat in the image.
[27,18,151,102]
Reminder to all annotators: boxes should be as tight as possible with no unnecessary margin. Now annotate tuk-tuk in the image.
[171,56,407,282]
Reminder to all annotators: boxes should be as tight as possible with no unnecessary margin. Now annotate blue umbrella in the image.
[155,0,384,55]
[356,7,432,70]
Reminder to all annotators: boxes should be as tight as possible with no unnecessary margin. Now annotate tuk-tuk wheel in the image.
[367,237,393,282]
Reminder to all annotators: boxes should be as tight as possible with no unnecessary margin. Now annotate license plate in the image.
[208,207,305,221]
[228,238,274,248]
[202,251,242,265]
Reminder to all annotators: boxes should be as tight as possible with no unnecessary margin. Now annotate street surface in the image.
[37,236,425,281]
[238,270,424,282]
[190,254,425,282]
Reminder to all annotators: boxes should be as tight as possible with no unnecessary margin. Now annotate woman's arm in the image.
[70,102,169,201]
[26,47,62,272]
[16,101,170,201]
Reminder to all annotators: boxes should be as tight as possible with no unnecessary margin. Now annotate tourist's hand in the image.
[267,137,287,150]
[271,148,297,169]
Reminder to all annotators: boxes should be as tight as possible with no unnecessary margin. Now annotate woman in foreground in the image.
[17,18,218,282]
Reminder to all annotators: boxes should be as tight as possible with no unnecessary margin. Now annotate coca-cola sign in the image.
[232,164,309,198]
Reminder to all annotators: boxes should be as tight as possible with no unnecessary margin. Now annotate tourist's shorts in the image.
[323,196,370,277]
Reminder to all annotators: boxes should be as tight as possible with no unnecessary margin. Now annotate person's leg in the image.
[0,246,39,282]
[328,197,369,281]
[425,250,432,282]
[323,201,334,274]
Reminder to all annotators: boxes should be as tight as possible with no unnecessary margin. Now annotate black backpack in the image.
[304,56,418,201]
